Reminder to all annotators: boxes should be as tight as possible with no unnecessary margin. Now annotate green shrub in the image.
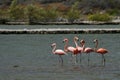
[25,4,59,22]
[88,13,111,21]
[66,1,80,22]
[9,0,25,20]
[39,8,59,22]
[25,4,39,22]
[107,9,120,16]
[0,9,9,19]
[66,9,80,22]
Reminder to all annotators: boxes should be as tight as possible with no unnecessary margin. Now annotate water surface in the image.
[0,25,120,29]
[0,33,120,80]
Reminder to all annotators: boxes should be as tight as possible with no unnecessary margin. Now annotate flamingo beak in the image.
[93,39,98,43]
[80,42,83,46]
[51,44,53,48]
[93,40,96,43]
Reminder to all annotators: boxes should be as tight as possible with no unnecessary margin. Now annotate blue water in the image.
[0,33,120,80]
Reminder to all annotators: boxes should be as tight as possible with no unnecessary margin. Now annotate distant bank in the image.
[3,21,120,25]
[0,28,120,34]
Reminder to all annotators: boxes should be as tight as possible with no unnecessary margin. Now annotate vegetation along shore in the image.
[0,0,120,25]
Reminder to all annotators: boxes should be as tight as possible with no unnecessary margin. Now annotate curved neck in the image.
[64,41,68,52]
[82,43,85,51]
[74,39,78,47]
[52,45,56,54]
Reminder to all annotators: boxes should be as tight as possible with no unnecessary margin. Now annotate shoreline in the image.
[0,28,120,34]
[2,21,120,25]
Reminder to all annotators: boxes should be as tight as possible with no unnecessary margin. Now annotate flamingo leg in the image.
[76,55,78,63]
[72,55,77,64]
[59,55,63,66]
[70,53,73,61]
[58,55,61,63]
[88,53,90,66]
[102,54,105,66]
[79,53,82,64]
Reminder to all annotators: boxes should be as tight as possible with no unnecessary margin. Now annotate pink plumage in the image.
[51,43,67,65]
[84,47,94,53]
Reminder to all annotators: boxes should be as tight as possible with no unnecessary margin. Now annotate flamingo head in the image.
[51,43,56,47]
[74,36,79,41]
[63,38,68,42]
[93,39,98,43]
[80,39,85,45]
[93,39,98,51]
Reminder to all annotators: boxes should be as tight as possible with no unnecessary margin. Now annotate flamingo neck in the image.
[52,45,56,54]
[64,41,68,52]
[74,39,78,47]
[82,43,85,52]
[94,41,98,52]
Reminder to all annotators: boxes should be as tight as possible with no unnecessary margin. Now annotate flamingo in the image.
[63,38,79,64]
[93,39,108,66]
[51,43,67,65]
[80,39,94,66]
[74,36,83,63]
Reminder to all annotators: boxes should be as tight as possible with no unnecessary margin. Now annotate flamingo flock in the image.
[51,36,108,66]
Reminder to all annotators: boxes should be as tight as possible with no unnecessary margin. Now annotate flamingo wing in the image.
[55,49,67,55]
[77,46,83,53]
[67,46,78,55]
[67,46,76,52]
[84,47,94,53]
[97,48,108,54]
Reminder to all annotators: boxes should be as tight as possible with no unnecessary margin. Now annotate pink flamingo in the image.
[74,36,83,63]
[94,39,108,66]
[63,37,79,64]
[80,39,94,66]
[51,43,67,65]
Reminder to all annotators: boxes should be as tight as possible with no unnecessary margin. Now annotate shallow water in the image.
[0,33,120,80]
